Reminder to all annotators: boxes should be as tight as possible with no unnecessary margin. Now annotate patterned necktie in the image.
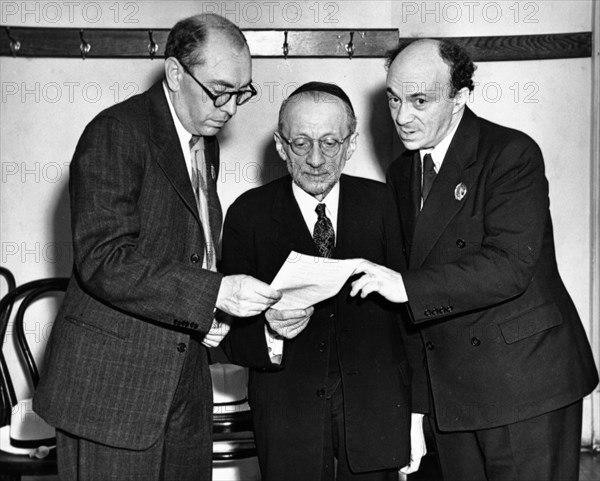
[421,153,437,206]
[190,135,221,271]
[313,203,335,258]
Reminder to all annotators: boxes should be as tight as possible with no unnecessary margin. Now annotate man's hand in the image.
[399,413,427,475]
[201,319,231,348]
[265,307,314,339]
[216,275,282,317]
[349,260,408,303]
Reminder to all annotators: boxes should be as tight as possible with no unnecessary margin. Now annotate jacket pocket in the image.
[65,315,131,341]
[498,302,563,344]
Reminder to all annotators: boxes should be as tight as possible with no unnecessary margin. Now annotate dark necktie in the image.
[313,203,335,258]
[421,153,437,205]
[190,135,222,270]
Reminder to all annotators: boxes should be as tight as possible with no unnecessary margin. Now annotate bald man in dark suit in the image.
[351,39,598,481]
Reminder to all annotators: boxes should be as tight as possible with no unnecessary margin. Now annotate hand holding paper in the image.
[217,274,282,317]
[266,307,314,339]
[269,251,363,311]
[350,260,408,303]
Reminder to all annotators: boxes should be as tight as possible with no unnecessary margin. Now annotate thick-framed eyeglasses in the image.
[279,134,352,157]
[179,61,257,107]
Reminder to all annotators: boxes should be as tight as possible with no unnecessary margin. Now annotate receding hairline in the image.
[166,13,249,67]
[278,91,357,133]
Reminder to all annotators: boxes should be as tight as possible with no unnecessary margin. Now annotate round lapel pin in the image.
[454,182,467,201]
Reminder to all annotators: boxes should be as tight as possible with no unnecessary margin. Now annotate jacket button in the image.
[177,342,187,353]
[424,309,431,317]
[471,337,481,347]
[431,308,438,315]
[317,342,327,352]
[448,305,454,312]
[190,253,200,264]
[425,341,435,350]
[456,239,466,248]
[316,388,326,398]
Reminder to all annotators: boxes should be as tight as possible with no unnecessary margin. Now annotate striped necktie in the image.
[421,153,437,206]
[190,135,221,270]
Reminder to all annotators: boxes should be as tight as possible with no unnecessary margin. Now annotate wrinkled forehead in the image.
[282,93,349,128]
[199,31,252,82]
[387,49,452,98]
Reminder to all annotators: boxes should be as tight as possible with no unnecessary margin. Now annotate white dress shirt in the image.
[266,181,341,362]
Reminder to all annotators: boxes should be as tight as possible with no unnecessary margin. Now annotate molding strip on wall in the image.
[0,27,592,60]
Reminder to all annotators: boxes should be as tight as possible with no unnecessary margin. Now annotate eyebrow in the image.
[207,79,253,90]
[386,87,429,99]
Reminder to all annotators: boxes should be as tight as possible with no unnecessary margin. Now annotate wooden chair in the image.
[0,276,68,481]
[0,267,16,429]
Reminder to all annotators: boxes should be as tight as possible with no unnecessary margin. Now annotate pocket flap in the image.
[499,302,563,344]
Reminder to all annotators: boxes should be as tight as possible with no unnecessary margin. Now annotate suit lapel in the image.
[410,108,483,269]
[269,178,318,258]
[147,81,200,224]
[391,152,420,257]
[335,176,355,259]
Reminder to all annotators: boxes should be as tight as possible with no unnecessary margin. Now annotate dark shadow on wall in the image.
[364,83,405,176]
[49,182,73,279]
[257,134,288,185]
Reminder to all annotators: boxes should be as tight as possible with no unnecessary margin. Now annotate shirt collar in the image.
[292,180,340,236]
[163,81,195,177]
[419,118,461,172]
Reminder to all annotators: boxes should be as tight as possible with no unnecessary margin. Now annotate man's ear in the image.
[273,132,288,161]
[452,87,469,114]
[345,132,359,161]
[164,57,184,92]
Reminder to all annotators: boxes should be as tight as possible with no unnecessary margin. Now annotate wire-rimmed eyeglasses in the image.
[278,134,353,157]
[180,61,257,107]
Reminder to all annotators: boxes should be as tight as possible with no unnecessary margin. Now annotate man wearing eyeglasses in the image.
[34,14,281,481]
[220,82,427,480]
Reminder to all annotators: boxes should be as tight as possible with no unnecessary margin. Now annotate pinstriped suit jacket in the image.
[34,81,222,449]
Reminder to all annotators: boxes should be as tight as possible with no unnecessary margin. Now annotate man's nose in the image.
[220,97,238,117]
[395,103,412,126]
[306,142,326,168]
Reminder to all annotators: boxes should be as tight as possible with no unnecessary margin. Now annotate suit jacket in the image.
[221,175,426,480]
[34,81,223,450]
[387,106,598,431]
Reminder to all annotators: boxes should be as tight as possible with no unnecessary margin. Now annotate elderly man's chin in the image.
[298,178,335,198]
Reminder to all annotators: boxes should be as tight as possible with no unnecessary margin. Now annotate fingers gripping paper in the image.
[270,251,361,310]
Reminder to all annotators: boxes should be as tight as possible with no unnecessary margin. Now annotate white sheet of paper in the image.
[269,251,361,310]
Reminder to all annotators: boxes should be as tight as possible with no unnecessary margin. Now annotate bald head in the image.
[165,13,249,68]
[386,38,475,98]
[388,40,451,102]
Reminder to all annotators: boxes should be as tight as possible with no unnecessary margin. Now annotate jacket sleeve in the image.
[404,135,548,324]
[69,114,222,333]
[220,197,281,370]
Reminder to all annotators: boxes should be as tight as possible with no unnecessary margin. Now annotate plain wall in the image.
[1,0,596,446]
